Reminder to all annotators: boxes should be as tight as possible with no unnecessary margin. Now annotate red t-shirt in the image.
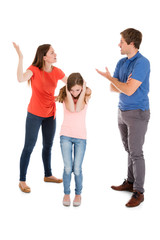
[27,65,65,118]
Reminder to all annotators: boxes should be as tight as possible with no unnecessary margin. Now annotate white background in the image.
[0,0,159,239]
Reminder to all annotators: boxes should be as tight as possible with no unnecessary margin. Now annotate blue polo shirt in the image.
[113,52,150,111]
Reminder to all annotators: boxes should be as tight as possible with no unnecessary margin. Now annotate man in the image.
[96,28,150,207]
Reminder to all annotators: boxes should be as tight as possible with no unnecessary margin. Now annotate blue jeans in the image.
[60,136,86,195]
[20,112,56,181]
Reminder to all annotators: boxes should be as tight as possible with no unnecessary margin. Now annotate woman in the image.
[13,42,67,193]
[56,73,91,206]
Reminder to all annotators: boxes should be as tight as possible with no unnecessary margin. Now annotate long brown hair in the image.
[56,72,90,103]
[28,44,51,86]
[32,44,51,69]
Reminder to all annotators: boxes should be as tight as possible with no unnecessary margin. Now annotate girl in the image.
[56,73,91,206]
[13,42,67,193]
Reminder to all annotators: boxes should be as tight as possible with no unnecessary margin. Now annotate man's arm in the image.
[96,67,142,96]
[109,76,142,96]
[110,83,121,93]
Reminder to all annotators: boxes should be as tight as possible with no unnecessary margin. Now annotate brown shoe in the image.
[19,183,31,193]
[126,191,144,207]
[111,179,133,192]
[44,176,63,183]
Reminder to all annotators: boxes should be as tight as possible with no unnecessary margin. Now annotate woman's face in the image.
[70,84,83,98]
[44,46,57,63]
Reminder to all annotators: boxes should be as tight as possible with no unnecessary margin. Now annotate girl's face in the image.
[70,84,83,98]
[43,46,57,64]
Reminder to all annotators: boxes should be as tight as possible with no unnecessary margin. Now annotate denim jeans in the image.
[60,135,86,195]
[20,112,56,181]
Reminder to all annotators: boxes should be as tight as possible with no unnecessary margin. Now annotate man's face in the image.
[118,36,131,55]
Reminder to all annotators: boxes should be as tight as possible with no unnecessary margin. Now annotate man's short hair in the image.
[120,28,142,49]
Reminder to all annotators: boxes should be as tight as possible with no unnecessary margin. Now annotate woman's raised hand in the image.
[12,42,33,82]
[12,42,23,58]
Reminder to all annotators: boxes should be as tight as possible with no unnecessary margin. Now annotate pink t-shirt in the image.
[60,102,87,139]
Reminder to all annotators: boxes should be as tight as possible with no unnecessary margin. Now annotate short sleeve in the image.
[54,67,65,80]
[27,65,37,77]
[113,59,122,78]
[131,58,150,83]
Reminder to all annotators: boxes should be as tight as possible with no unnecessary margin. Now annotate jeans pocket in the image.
[139,109,150,122]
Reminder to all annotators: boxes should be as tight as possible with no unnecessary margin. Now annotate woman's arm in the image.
[13,42,33,82]
[61,76,67,84]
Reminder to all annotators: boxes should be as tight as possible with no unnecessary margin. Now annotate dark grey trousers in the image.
[118,109,150,193]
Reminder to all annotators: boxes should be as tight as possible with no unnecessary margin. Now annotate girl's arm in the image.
[85,87,92,101]
[75,82,86,112]
[64,86,75,112]
[13,42,33,82]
